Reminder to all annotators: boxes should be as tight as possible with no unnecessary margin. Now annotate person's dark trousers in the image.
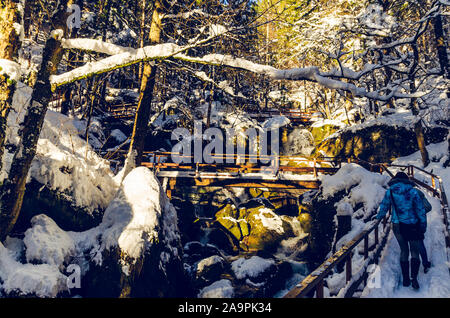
[419,240,431,272]
[393,224,421,288]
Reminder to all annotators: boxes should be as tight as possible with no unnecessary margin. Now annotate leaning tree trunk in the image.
[432,12,449,98]
[0,0,20,174]
[122,0,164,177]
[0,0,71,242]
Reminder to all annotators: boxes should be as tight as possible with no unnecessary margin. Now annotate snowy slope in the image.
[1,83,119,213]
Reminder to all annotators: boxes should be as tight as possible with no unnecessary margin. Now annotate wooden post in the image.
[364,236,369,259]
[346,253,352,283]
[316,279,324,298]
[313,159,317,178]
[375,224,379,246]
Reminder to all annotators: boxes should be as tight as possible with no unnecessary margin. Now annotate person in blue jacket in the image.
[376,172,427,290]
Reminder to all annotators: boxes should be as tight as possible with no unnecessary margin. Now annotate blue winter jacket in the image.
[376,179,427,226]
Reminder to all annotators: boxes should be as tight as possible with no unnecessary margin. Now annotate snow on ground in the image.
[0,242,68,297]
[336,141,450,298]
[198,279,234,298]
[231,256,275,280]
[1,83,118,213]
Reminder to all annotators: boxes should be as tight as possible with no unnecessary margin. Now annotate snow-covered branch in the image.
[52,40,430,101]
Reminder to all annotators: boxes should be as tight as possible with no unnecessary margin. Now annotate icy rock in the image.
[195,255,227,287]
[198,279,234,298]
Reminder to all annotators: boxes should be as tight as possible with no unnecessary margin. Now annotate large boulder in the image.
[243,207,293,252]
[215,201,294,253]
[318,123,448,162]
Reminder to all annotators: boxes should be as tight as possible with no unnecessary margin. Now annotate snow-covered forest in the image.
[0,0,449,299]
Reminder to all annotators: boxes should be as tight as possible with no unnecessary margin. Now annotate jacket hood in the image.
[389,178,415,195]
[388,178,415,187]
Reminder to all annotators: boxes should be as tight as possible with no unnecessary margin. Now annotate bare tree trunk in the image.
[61,0,84,115]
[0,0,71,241]
[409,43,430,167]
[0,0,20,174]
[122,0,163,177]
[433,12,449,98]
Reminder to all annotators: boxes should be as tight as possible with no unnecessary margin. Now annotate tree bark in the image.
[0,0,20,174]
[0,0,71,241]
[432,12,449,98]
[409,43,430,167]
[122,0,164,176]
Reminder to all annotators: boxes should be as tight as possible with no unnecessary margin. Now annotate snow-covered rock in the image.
[198,279,234,298]
[24,215,76,269]
[1,84,118,214]
[77,167,188,297]
[231,256,275,281]
[195,255,227,286]
[0,242,68,297]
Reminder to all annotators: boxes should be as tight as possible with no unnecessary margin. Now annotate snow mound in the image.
[198,279,234,298]
[0,243,68,297]
[24,215,76,269]
[262,115,290,130]
[31,111,118,212]
[231,256,275,280]
[321,163,389,215]
[69,167,180,266]
[0,59,21,82]
[99,167,163,259]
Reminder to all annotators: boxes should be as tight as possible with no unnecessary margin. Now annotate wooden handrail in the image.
[284,217,388,298]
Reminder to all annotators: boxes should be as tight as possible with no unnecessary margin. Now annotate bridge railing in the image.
[284,216,390,298]
[284,161,450,298]
[141,152,341,177]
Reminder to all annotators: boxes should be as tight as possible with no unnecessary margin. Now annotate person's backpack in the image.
[417,189,432,213]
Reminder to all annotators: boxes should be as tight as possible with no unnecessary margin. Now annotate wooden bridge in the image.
[248,109,317,124]
[106,102,318,123]
[138,152,341,198]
